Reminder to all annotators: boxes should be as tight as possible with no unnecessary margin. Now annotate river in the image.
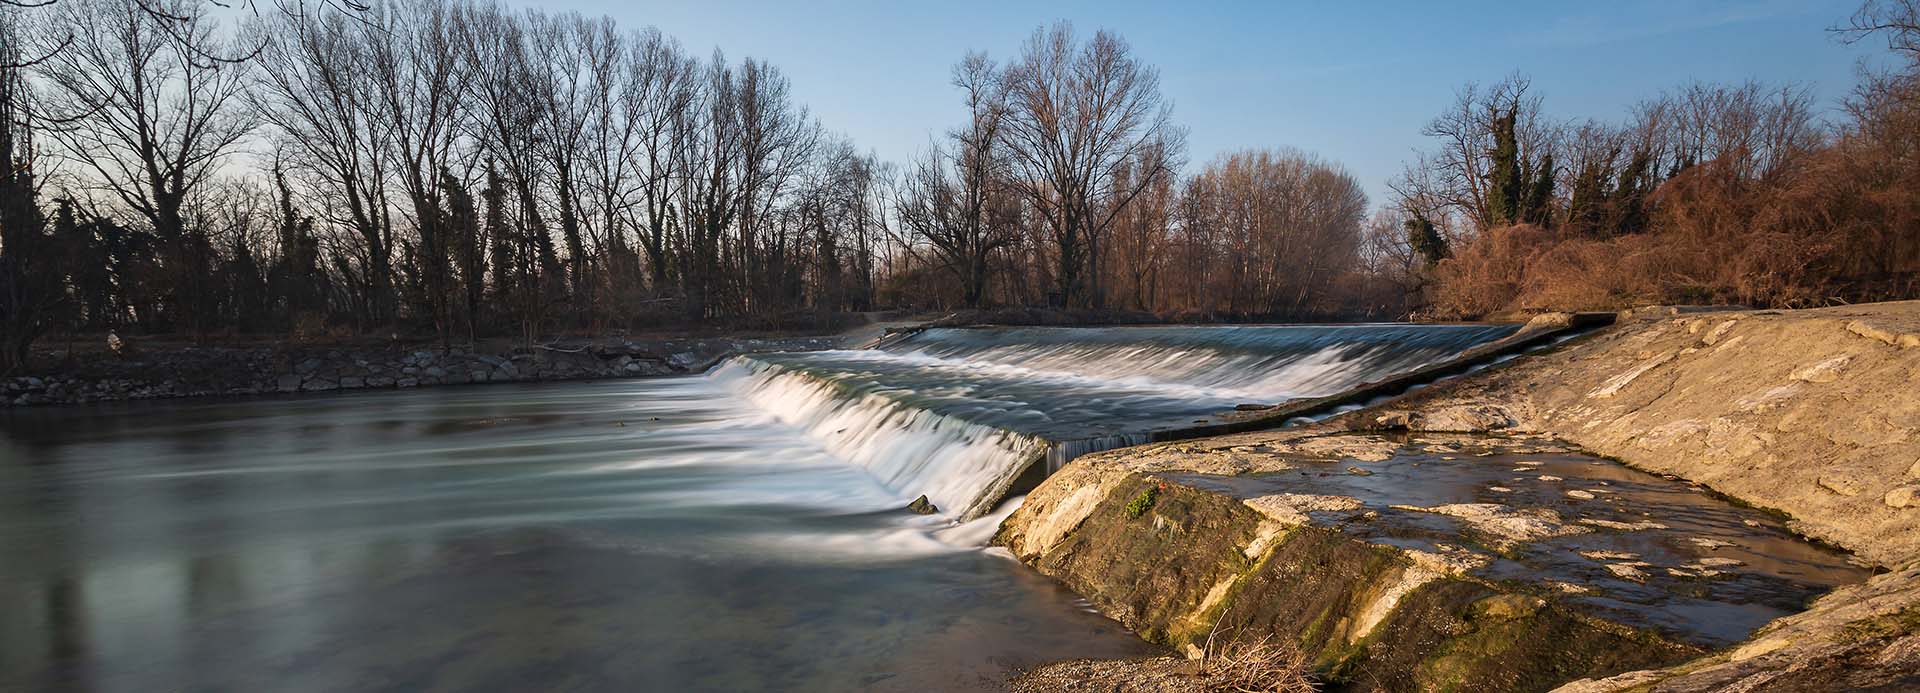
[0,324,1518,691]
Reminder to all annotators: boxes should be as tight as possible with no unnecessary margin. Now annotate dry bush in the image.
[1426,140,1919,318]
[1512,236,1641,310]
[1199,634,1316,693]
[1645,160,1831,307]
[1427,224,1549,318]
[1421,56,1920,318]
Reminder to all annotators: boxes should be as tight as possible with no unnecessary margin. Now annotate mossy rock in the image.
[1015,473,1710,693]
[1027,476,1267,645]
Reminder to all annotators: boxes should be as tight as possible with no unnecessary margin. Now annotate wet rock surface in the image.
[1,335,844,407]
[1329,304,1920,691]
[1165,435,1866,649]
[997,432,1867,691]
[1001,303,1920,692]
[1350,302,1920,567]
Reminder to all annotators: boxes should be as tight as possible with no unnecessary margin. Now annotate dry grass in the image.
[1196,634,1316,693]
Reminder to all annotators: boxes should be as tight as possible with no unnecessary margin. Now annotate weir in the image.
[718,324,1527,519]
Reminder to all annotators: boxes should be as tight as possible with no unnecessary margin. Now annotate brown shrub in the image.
[1199,634,1315,693]
[1427,224,1550,318]
[1424,66,1920,319]
[1428,144,1918,318]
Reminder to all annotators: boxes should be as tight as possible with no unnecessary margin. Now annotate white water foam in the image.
[716,324,1520,523]
[714,359,1048,520]
[893,325,1520,401]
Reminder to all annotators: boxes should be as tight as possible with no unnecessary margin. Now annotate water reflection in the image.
[0,379,1154,692]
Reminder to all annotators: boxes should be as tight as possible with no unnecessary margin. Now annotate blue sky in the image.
[541,0,1892,207]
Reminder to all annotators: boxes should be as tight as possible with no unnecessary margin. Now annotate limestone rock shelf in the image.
[998,432,1865,692]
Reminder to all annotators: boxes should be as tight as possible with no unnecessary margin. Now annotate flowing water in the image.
[0,324,1521,692]
[727,324,1520,518]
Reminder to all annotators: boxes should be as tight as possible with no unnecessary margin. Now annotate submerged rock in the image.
[906,495,938,515]
[1392,502,1590,549]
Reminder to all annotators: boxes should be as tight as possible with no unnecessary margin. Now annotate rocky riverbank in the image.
[999,302,1920,692]
[1,335,846,407]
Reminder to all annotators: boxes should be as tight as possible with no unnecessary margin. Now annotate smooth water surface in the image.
[0,379,1153,692]
[0,324,1536,691]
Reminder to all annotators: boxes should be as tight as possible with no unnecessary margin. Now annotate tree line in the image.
[881,28,1378,318]
[1380,1,1920,317]
[2,0,1916,373]
[0,0,1391,375]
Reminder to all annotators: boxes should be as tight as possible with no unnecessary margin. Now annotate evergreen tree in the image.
[1405,215,1450,268]
[52,199,108,328]
[226,228,265,330]
[1610,148,1654,236]
[1522,153,1555,228]
[1483,107,1525,228]
[483,164,515,313]
[438,168,484,343]
[1565,151,1617,238]
[270,167,327,328]
[0,60,61,372]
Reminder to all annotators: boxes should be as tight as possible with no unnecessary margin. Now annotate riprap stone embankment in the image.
[2,335,843,406]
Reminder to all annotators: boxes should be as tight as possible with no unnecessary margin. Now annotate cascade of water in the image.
[888,324,1520,400]
[716,324,1521,520]
[713,358,1048,520]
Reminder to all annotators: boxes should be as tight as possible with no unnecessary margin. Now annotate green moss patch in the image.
[1124,485,1160,519]
[1842,604,1920,643]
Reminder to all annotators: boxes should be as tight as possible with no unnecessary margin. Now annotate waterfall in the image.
[889,324,1522,400]
[713,358,1049,520]
[715,324,1520,519]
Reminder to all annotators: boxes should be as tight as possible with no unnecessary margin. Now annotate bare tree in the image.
[1839,0,1920,58]
[33,0,254,332]
[362,0,464,345]
[458,2,558,341]
[998,22,1184,308]
[893,53,1019,308]
[625,28,698,295]
[732,57,819,316]
[0,12,66,372]
[1391,74,1553,235]
[250,8,395,326]
[1177,150,1367,317]
[527,11,605,320]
